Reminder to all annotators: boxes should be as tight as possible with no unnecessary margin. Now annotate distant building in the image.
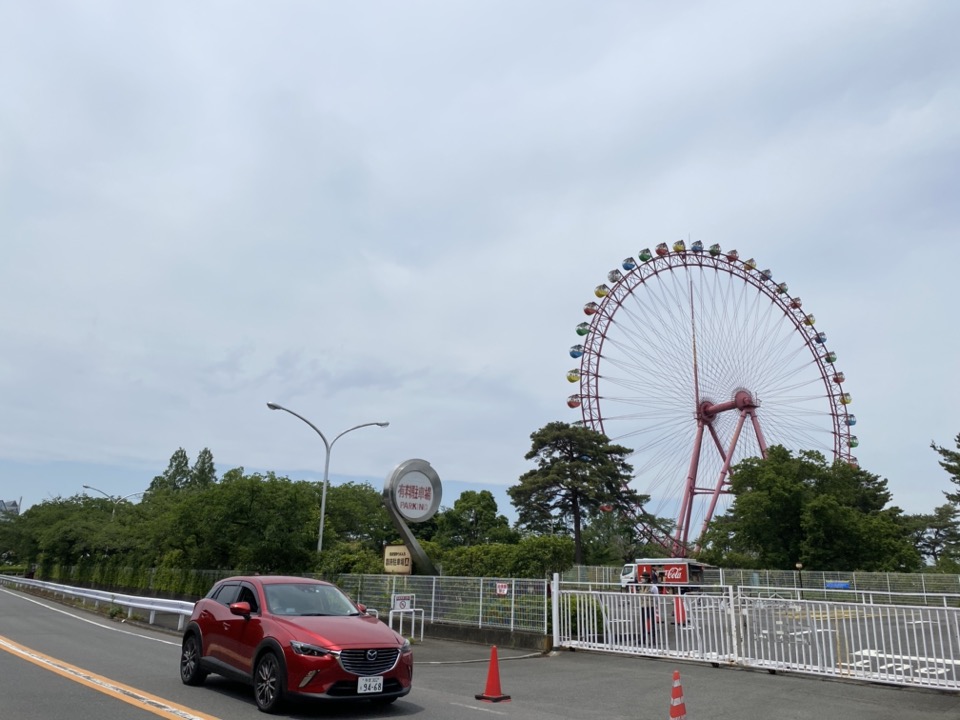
[0,499,20,518]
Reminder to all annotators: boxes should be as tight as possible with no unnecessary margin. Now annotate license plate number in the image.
[358,676,383,694]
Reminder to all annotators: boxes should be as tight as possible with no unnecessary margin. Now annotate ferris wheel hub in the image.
[699,390,758,420]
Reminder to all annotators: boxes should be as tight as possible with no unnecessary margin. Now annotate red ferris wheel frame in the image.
[569,243,857,555]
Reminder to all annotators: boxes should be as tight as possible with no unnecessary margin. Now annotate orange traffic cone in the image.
[670,669,686,719]
[475,646,511,703]
[673,595,687,625]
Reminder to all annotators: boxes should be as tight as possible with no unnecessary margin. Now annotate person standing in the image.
[638,571,659,645]
[647,571,660,643]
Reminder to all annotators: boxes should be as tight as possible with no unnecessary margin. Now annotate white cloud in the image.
[1,1,958,527]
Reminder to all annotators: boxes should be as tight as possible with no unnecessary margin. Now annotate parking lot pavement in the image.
[412,637,541,665]
[409,638,960,720]
[24,592,960,720]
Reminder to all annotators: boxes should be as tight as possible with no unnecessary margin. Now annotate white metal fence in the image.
[563,565,960,602]
[740,592,960,689]
[338,574,548,634]
[552,576,960,692]
[553,583,738,664]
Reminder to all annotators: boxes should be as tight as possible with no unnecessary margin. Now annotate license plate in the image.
[358,676,383,694]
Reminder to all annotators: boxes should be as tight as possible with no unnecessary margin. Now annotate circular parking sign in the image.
[384,459,442,523]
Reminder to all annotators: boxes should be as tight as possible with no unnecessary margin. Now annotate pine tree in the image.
[932,433,960,504]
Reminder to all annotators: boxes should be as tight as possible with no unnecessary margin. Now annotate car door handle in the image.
[223,622,230,631]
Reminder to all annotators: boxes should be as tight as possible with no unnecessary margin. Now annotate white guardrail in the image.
[0,575,196,631]
[552,576,960,693]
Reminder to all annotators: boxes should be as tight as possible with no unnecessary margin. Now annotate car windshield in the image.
[263,583,359,617]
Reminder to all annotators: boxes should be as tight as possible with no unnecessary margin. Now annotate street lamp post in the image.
[82,485,145,521]
[796,561,804,599]
[266,402,389,554]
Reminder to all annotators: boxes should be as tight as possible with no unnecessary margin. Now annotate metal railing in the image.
[552,576,960,692]
[337,574,548,634]
[740,592,960,690]
[714,568,960,602]
[736,583,960,608]
[2,572,548,636]
[0,575,195,630]
[554,583,738,663]
[563,565,960,602]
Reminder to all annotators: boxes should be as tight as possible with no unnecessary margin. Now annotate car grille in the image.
[338,648,400,675]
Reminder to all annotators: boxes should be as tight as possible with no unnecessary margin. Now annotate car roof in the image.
[217,575,332,586]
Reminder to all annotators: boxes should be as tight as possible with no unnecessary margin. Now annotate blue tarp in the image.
[824,581,851,589]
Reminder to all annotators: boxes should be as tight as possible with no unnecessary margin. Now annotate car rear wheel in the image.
[180,635,207,686]
[254,651,286,713]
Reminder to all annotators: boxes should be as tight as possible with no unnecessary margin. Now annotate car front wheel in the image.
[254,651,286,713]
[180,634,207,686]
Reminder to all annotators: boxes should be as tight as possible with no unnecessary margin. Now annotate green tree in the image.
[511,535,575,578]
[148,448,192,492]
[322,482,394,550]
[189,447,217,488]
[317,542,384,576]
[158,471,317,571]
[439,535,574,578]
[906,505,960,568]
[702,446,920,571]
[434,490,518,548]
[578,507,636,565]
[508,421,644,564]
[933,433,960,504]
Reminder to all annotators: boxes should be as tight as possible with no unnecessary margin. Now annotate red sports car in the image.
[179,575,413,712]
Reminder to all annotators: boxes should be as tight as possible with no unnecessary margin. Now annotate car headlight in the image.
[290,641,338,658]
[400,638,412,655]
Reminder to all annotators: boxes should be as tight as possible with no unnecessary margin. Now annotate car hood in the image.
[274,614,405,649]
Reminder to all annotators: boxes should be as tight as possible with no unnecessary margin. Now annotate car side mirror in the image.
[356,603,367,614]
[229,601,252,617]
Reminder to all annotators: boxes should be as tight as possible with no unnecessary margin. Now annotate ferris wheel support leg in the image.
[750,410,769,457]
[697,411,749,547]
[676,420,706,553]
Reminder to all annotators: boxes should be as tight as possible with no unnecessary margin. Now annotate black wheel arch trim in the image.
[255,637,286,665]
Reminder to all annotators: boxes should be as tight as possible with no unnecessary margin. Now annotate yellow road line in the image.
[0,634,221,720]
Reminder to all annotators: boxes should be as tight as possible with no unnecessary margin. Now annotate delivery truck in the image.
[619,557,708,591]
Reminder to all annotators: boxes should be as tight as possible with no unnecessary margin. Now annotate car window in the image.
[212,582,240,606]
[237,584,260,613]
[264,583,358,616]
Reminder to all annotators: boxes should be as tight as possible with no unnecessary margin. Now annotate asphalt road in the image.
[1,585,959,720]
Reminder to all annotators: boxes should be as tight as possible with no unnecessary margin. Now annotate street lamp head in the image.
[266,402,282,410]
[82,485,92,490]
[376,422,390,427]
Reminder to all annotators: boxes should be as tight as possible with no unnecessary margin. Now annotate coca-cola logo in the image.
[663,566,687,581]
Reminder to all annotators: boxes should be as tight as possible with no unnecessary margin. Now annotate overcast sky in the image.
[2,2,958,529]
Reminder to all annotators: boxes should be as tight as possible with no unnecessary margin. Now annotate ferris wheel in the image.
[566,241,858,555]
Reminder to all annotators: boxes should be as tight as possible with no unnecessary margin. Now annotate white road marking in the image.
[853,649,960,667]
[449,701,509,714]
